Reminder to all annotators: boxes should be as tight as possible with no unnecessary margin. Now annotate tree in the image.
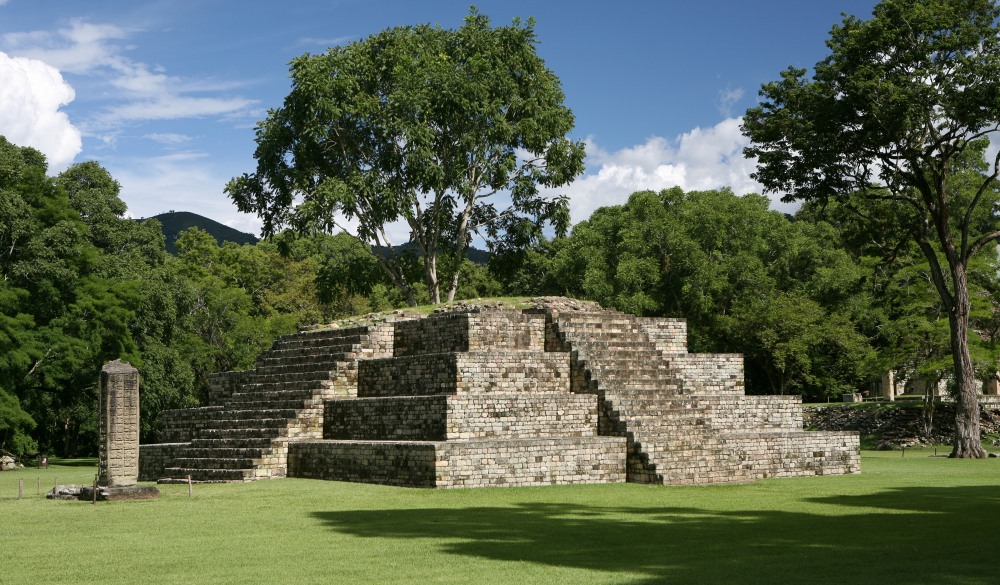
[227,8,585,306]
[742,0,1000,457]
[543,187,875,398]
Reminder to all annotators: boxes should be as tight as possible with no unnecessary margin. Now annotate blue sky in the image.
[0,0,880,237]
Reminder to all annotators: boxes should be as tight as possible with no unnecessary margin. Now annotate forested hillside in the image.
[146,211,258,255]
[1,135,998,458]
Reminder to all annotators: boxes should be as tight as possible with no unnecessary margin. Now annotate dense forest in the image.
[1,134,998,458]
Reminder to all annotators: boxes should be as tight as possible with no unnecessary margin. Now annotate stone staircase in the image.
[143,325,392,482]
[286,311,627,487]
[545,309,858,485]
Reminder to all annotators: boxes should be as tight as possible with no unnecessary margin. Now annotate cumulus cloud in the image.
[3,19,257,131]
[0,51,82,169]
[559,117,795,225]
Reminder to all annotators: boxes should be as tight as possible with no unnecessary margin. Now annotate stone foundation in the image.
[288,437,626,488]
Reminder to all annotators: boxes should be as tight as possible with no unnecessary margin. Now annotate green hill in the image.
[143,211,259,255]
[143,211,490,263]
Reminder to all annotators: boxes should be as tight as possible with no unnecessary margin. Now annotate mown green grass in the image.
[3,449,999,585]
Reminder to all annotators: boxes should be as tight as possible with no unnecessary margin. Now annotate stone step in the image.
[159,467,254,482]
[255,349,354,366]
[222,397,322,411]
[581,367,680,381]
[553,314,635,326]
[174,446,267,459]
[199,427,288,440]
[231,381,331,395]
[202,417,292,430]
[190,437,277,449]
[573,348,666,363]
[268,334,366,352]
[242,370,337,384]
[169,457,261,469]
[564,338,654,350]
[586,380,686,393]
[263,339,363,355]
[208,407,306,420]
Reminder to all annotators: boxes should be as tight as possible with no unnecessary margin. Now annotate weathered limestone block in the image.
[287,436,627,488]
[325,393,597,440]
[358,351,569,397]
[393,312,544,357]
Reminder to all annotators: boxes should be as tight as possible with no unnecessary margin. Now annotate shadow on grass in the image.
[312,485,1000,584]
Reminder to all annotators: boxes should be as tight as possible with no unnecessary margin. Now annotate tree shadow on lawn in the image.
[312,485,1000,584]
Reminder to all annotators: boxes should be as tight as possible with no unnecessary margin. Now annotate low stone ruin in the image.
[140,298,859,487]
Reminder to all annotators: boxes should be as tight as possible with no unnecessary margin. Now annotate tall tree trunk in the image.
[425,252,440,305]
[948,264,986,458]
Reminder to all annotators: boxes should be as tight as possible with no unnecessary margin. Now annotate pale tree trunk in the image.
[948,263,986,458]
[445,196,476,303]
[425,252,440,305]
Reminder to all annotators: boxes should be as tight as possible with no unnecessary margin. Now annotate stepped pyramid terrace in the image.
[139,298,860,487]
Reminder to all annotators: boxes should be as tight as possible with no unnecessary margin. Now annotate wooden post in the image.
[187,475,193,498]
[36,477,40,495]
[91,474,98,505]
[18,479,23,500]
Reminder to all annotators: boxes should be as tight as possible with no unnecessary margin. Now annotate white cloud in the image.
[717,87,744,118]
[560,117,795,224]
[0,52,82,169]
[3,19,257,131]
[3,20,131,75]
[145,132,193,145]
[297,35,355,48]
[104,95,257,123]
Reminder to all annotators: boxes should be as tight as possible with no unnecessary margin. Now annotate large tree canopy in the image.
[227,8,585,305]
[742,0,1000,457]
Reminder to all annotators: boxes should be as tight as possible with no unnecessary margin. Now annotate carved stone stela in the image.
[100,359,140,487]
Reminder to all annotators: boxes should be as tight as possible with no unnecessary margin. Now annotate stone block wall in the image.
[700,396,804,431]
[288,441,438,486]
[726,431,861,478]
[138,443,188,482]
[667,354,745,394]
[287,436,626,488]
[637,317,688,353]
[393,313,544,357]
[358,351,570,397]
[325,394,598,441]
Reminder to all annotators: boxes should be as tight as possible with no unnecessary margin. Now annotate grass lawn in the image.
[2,448,998,585]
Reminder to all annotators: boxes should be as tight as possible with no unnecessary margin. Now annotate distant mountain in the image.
[143,211,491,263]
[385,241,490,265]
[143,211,259,255]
